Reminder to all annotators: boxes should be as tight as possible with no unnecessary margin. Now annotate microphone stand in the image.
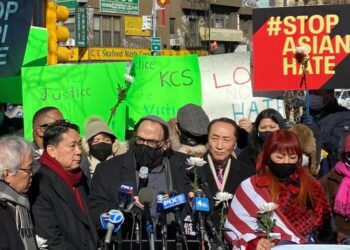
[175,231,183,250]
[160,213,168,250]
[144,202,155,250]
[197,211,207,250]
[117,230,122,250]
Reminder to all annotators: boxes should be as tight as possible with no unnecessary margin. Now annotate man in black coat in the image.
[89,115,192,247]
[29,120,97,250]
[197,118,256,230]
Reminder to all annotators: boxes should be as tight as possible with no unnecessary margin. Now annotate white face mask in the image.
[310,94,325,111]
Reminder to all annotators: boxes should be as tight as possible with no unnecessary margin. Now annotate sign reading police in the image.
[0,0,34,77]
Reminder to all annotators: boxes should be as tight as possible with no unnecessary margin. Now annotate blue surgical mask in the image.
[310,94,325,111]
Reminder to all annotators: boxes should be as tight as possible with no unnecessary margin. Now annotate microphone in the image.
[100,209,124,245]
[138,187,155,250]
[118,183,135,210]
[192,191,209,249]
[138,166,149,192]
[167,191,188,250]
[157,192,170,250]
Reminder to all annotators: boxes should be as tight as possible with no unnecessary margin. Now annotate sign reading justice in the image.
[253,5,350,90]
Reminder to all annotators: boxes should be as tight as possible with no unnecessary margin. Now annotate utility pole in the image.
[151,0,158,55]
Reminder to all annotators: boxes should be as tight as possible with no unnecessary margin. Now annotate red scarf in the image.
[40,151,86,213]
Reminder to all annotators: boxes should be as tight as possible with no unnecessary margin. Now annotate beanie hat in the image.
[85,117,115,142]
[137,115,170,133]
[177,104,210,136]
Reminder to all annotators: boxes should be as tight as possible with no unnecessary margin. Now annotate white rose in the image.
[36,235,48,249]
[185,157,206,170]
[258,202,278,213]
[214,191,233,207]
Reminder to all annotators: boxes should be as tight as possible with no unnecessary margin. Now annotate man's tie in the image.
[217,167,224,183]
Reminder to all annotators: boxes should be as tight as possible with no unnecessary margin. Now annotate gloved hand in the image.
[300,114,314,125]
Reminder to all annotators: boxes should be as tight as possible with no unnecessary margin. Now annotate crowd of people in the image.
[0,89,350,250]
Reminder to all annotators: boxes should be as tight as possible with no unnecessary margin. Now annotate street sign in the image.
[100,0,139,15]
[151,37,161,51]
[75,6,88,48]
[57,0,77,11]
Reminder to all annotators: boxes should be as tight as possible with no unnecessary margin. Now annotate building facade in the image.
[36,0,253,54]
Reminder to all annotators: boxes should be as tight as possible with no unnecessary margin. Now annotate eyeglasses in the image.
[18,167,33,175]
[40,119,69,129]
[135,136,165,148]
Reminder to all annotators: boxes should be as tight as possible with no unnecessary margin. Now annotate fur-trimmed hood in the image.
[168,118,208,157]
[289,124,319,176]
[81,138,129,176]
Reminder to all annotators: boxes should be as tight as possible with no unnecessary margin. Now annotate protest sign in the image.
[253,5,350,90]
[0,26,47,104]
[125,55,202,127]
[200,52,285,121]
[0,0,35,77]
[22,62,126,140]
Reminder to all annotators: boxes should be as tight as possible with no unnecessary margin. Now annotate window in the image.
[113,17,120,47]
[170,18,175,35]
[213,14,229,29]
[187,18,197,47]
[66,17,75,39]
[94,16,100,46]
[102,16,111,46]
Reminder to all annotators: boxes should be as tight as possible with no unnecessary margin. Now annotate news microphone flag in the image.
[162,193,186,210]
[192,197,210,213]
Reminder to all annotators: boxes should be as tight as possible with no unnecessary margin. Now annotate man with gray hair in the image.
[0,135,38,250]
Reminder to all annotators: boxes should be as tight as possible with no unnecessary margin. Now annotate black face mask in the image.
[258,131,271,143]
[268,161,297,180]
[90,142,113,162]
[134,144,163,167]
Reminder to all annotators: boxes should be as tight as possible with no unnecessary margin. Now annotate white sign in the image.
[200,52,285,122]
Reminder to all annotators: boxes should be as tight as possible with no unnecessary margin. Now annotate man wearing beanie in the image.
[83,117,127,177]
[89,115,191,246]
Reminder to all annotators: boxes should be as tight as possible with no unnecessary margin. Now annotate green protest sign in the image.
[125,55,202,128]
[22,62,127,141]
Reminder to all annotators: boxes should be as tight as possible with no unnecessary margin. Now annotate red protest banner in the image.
[253,5,350,90]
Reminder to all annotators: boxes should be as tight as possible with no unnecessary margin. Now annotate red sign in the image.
[253,5,350,90]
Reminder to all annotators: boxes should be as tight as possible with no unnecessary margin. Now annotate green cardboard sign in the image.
[125,55,202,128]
[22,62,127,141]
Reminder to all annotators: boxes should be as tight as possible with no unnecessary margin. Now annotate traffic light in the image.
[46,1,70,65]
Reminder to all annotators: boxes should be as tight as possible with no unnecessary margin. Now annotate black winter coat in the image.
[29,167,97,250]
[0,201,25,250]
[89,150,192,239]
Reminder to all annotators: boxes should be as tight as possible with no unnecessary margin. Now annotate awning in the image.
[199,27,244,42]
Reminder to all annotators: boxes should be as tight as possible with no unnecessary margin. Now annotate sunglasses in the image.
[39,119,70,129]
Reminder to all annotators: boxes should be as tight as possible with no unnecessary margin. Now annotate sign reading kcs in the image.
[157,0,170,6]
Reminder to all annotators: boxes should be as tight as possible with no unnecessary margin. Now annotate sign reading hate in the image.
[200,52,285,121]
[253,5,350,90]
